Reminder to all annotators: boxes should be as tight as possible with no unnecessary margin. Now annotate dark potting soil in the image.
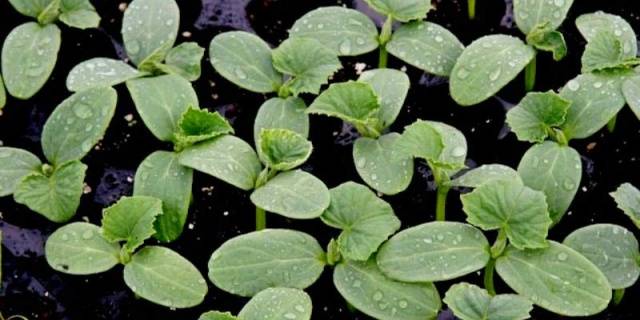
[1,0,640,319]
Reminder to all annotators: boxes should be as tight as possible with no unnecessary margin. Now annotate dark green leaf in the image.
[576,12,637,59]
[526,23,567,61]
[353,133,413,195]
[101,196,163,253]
[158,42,205,81]
[358,68,409,128]
[59,0,100,29]
[254,97,309,144]
[505,91,571,143]
[257,129,312,171]
[396,120,444,162]
[175,107,234,148]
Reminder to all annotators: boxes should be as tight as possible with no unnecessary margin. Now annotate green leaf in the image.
[526,23,567,61]
[289,6,378,56]
[461,178,551,250]
[251,170,330,219]
[257,129,312,171]
[14,161,86,223]
[610,183,640,228]
[450,35,535,106]
[59,0,100,29]
[121,0,179,66]
[208,229,325,297]
[134,151,192,242]
[175,107,234,148]
[0,147,41,197]
[377,221,490,282]
[363,0,432,22]
[513,0,574,35]
[307,81,381,137]
[358,68,409,128]
[496,242,612,316]
[396,120,444,162]
[387,22,464,77]
[581,30,638,73]
[209,31,282,93]
[0,75,5,109]
[353,133,413,195]
[564,224,640,289]
[157,42,205,81]
[199,311,237,320]
[576,12,637,59]
[124,246,208,308]
[517,141,581,223]
[505,91,571,143]
[35,0,60,25]
[272,38,342,96]
[101,196,163,253]
[8,0,52,18]
[42,87,117,164]
[238,288,312,320]
[179,135,262,191]
[448,164,520,188]
[559,73,626,140]
[334,259,441,320]
[321,182,400,261]
[45,222,120,275]
[443,283,533,320]
[1,22,61,99]
[622,76,640,120]
[66,58,145,92]
[254,97,309,144]
[126,74,199,142]
[429,121,468,177]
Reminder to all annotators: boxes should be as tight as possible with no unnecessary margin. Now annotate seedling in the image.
[199,288,312,320]
[2,0,100,100]
[611,183,640,228]
[443,283,533,320]
[44,196,208,309]
[0,87,116,222]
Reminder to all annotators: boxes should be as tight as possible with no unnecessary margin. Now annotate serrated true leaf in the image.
[272,38,342,96]
[42,87,117,164]
[396,120,444,162]
[334,259,441,320]
[59,0,100,29]
[526,23,567,61]
[14,161,87,223]
[208,229,325,297]
[0,147,41,197]
[8,0,51,18]
[124,246,208,308]
[353,133,413,195]
[238,288,312,320]
[175,107,234,148]
[289,6,378,56]
[1,22,61,99]
[581,30,631,72]
[101,196,163,253]
[363,0,432,22]
[450,35,535,106]
[199,311,237,320]
[513,0,574,35]
[448,164,520,188]
[429,121,468,176]
[253,97,309,144]
[387,22,464,77]
[443,283,533,320]
[622,76,640,120]
[258,129,312,171]
[157,42,205,81]
[358,68,409,128]
[66,58,145,92]
[505,91,571,143]
[576,12,637,59]
[45,222,120,275]
[610,183,640,228]
[496,242,612,316]
[321,182,400,261]
[377,221,490,282]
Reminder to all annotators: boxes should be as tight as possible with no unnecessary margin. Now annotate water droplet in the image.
[356,158,366,168]
[563,178,575,190]
[127,40,141,55]
[554,0,565,7]
[234,68,247,80]
[372,291,383,301]
[451,146,465,157]
[339,40,352,55]
[456,67,470,79]
[557,252,568,261]
[489,67,502,81]
[73,103,92,119]
[82,230,94,240]
[434,35,443,43]
[567,79,580,91]
[284,313,297,319]
[61,234,69,241]
[352,280,361,288]
[398,300,408,309]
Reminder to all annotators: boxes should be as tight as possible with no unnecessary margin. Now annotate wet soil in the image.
[1,0,640,319]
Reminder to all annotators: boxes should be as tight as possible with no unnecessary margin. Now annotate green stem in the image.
[378,15,393,68]
[607,115,617,133]
[378,46,388,68]
[468,0,476,20]
[435,186,450,221]
[256,206,266,230]
[484,259,497,296]
[524,54,537,91]
[613,288,625,305]
[490,229,507,258]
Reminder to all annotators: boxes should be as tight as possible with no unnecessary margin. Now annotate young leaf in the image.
[576,12,637,60]
[0,75,5,109]
[622,75,640,120]
[123,246,208,308]
[358,68,409,128]
[8,0,51,17]
[429,121,468,176]
[101,196,163,253]
[175,107,234,148]
[1,22,61,99]
[250,170,330,219]
[208,229,325,297]
[126,74,199,142]
[36,0,61,25]
[517,141,581,223]
[199,311,237,320]
[0,147,42,197]
[450,35,535,106]
[209,31,282,93]
[526,23,567,61]
[610,183,640,228]
[66,58,145,92]
[238,288,312,320]
[157,42,205,81]
[363,0,432,22]
[42,87,117,164]
[387,22,464,77]
[461,178,551,250]
[121,0,179,66]
[333,259,441,320]
[45,222,120,275]
[448,164,520,188]
[272,38,342,96]
[14,161,86,223]
[321,182,400,261]
[513,0,574,35]
[353,133,413,195]
[257,129,312,171]
[396,120,444,162]
[496,242,612,316]
[581,30,634,72]
[377,221,490,282]
[289,6,378,56]
[254,97,309,144]
[134,151,192,242]
[505,91,571,143]
[443,283,533,320]
[59,0,100,29]
[564,224,640,289]
[179,135,262,191]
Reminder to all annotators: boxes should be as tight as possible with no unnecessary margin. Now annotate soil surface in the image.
[1,0,640,319]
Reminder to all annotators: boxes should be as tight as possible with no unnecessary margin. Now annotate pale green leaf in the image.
[505,91,571,143]
[59,0,100,29]
[254,97,309,144]
[526,23,567,61]
[358,68,409,128]
[363,0,432,22]
[513,0,574,35]
[101,196,163,253]
[377,221,490,282]
[208,229,325,297]
[496,242,612,316]
[199,311,237,320]
[353,133,413,195]
[443,283,533,320]
[124,246,208,308]
[8,0,51,18]
[45,222,120,275]
[157,42,205,81]
[175,107,234,148]
[396,120,444,162]
[622,76,640,120]
[66,58,144,92]
[238,288,312,320]
[258,129,312,171]
[0,147,41,197]
[1,22,61,99]
[450,35,535,106]
[448,164,520,188]
[387,22,464,77]
[576,12,637,59]
[610,183,640,229]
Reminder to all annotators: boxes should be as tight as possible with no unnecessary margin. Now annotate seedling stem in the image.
[484,258,496,296]
[435,186,450,221]
[524,54,537,92]
[607,115,617,133]
[256,207,266,230]
[378,16,393,68]
[613,289,625,305]
[468,0,476,20]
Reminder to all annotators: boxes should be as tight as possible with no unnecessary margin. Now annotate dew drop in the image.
[339,40,352,55]
[73,103,93,119]
[82,230,94,240]
[456,67,470,79]
[567,79,580,91]
[557,252,568,261]
[372,291,383,301]
[489,67,502,81]
[234,68,247,80]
